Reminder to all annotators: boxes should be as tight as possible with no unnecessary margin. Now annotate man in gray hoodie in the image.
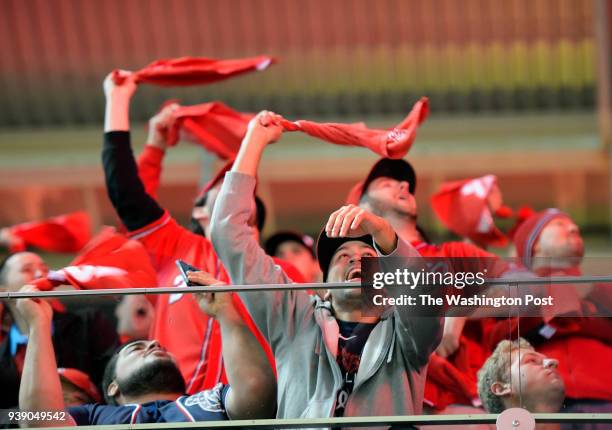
[188,111,443,426]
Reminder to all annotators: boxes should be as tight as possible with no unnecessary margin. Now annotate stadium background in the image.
[0,0,610,267]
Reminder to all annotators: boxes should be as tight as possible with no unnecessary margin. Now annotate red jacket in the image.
[135,145,304,393]
[484,267,612,401]
[414,240,503,409]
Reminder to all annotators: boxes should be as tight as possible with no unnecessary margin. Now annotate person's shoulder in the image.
[171,384,230,421]
[68,403,139,425]
[440,241,493,258]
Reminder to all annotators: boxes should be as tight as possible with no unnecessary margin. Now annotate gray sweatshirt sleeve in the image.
[210,171,312,346]
[376,238,444,368]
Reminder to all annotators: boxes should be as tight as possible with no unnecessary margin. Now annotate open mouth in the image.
[345,268,362,282]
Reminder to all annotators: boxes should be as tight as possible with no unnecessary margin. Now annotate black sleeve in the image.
[102,131,165,231]
[86,309,121,387]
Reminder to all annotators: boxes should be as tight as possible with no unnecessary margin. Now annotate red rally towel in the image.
[425,344,483,410]
[431,175,512,248]
[165,102,254,159]
[8,211,92,254]
[163,97,428,159]
[113,55,275,86]
[279,97,429,158]
[31,227,157,291]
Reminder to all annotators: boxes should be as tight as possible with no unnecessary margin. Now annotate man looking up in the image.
[189,111,442,426]
[17,275,277,427]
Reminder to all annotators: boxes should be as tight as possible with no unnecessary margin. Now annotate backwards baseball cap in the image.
[513,208,570,269]
[58,368,101,403]
[193,159,266,232]
[316,229,373,281]
[265,231,315,257]
[362,158,417,197]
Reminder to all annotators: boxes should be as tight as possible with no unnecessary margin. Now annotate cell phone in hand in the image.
[176,259,201,286]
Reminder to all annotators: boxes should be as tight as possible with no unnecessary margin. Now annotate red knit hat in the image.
[513,208,570,269]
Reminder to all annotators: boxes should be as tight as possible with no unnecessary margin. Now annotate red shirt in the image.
[485,267,612,401]
[413,240,502,410]
[128,212,303,393]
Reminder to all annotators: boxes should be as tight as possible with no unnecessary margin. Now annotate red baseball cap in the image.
[58,368,101,403]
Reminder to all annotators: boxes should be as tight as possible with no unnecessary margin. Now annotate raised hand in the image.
[146,102,180,150]
[243,110,284,147]
[186,271,233,318]
[15,285,53,330]
[325,204,397,255]
[103,70,137,101]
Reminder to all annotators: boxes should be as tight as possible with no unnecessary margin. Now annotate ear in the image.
[107,381,119,400]
[491,381,511,397]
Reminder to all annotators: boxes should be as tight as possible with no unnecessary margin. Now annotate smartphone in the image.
[175,259,201,286]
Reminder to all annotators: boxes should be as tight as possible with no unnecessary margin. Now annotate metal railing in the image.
[3,275,612,299]
[15,413,612,429]
[6,274,612,429]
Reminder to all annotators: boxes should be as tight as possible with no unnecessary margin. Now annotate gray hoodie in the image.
[210,172,443,427]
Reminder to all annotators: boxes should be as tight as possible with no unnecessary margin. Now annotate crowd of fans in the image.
[0,59,610,430]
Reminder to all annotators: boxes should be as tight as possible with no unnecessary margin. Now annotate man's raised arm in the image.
[208,112,312,345]
[189,272,276,420]
[17,285,73,428]
[102,71,165,232]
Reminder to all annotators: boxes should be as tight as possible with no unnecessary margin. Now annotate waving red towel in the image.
[8,211,91,254]
[279,97,429,158]
[31,227,158,291]
[431,175,512,248]
[166,102,254,159]
[163,97,429,159]
[113,55,275,86]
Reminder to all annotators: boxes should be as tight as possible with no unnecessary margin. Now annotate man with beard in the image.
[16,274,276,427]
[355,158,507,415]
[192,111,442,425]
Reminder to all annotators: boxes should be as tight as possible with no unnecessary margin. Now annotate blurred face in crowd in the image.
[326,241,377,309]
[0,252,48,292]
[192,182,222,238]
[361,177,417,221]
[534,217,584,268]
[275,241,321,283]
[115,295,155,342]
[192,181,260,241]
[107,340,186,404]
[493,348,564,412]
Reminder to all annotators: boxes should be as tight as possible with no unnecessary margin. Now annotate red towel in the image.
[280,97,429,158]
[8,211,91,254]
[31,227,157,292]
[112,55,275,86]
[431,175,512,248]
[166,102,254,159]
[163,97,429,159]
